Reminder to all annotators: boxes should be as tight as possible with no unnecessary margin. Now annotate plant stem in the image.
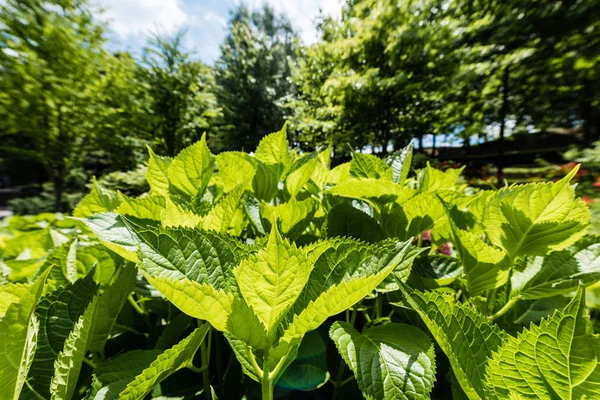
[261,358,274,400]
[200,330,211,400]
[127,294,145,315]
[417,234,423,248]
[488,297,518,321]
[82,357,97,369]
[376,295,384,320]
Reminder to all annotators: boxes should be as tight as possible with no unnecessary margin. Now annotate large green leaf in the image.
[87,350,161,400]
[146,147,172,196]
[381,192,445,240]
[50,297,97,400]
[484,167,590,259]
[276,241,413,351]
[0,268,50,400]
[286,156,318,198]
[73,180,121,218]
[81,213,143,262]
[325,179,415,211]
[161,198,203,229]
[0,282,30,318]
[511,243,600,300]
[254,126,291,179]
[89,325,209,400]
[145,275,267,349]
[119,325,209,399]
[235,226,311,335]
[126,218,249,291]
[447,221,511,295]
[485,288,600,399]
[260,198,317,239]
[114,194,166,221]
[330,322,436,400]
[350,152,393,180]
[168,134,214,199]
[324,203,384,243]
[202,185,245,233]
[21,272,98,399]
[386,143,413,184]
[88,262,136,356]
[215,152,256,192]
[418,163,465,193]
[398,285,505,400]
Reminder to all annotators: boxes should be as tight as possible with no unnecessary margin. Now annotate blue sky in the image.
[95,0,343,64]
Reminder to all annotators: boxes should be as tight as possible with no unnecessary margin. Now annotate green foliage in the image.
[1,130,599,399]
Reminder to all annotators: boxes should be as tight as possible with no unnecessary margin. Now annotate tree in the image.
[289,0,459,156]
[215,5,298,151]
[143,31,223,156]
[0,0,108,211]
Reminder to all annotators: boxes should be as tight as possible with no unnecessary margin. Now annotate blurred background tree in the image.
[0,0,598,213]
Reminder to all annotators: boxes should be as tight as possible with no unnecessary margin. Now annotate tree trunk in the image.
[53,173,64,213]
[464,134,471,155]
[497,66,510,183]
[418,134,424,153]
[431,134,437,157]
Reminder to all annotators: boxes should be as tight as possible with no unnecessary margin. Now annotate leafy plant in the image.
[0,126,599,399]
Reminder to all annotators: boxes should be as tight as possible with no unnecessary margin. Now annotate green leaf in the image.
[330,322,436,400]
[326,162,351,184]
[0,283,30,318]
[235,226,311,335]
[381,192,445,240]
[0,268,50,400]
[277,240,413,349]
[410,255,463,288]
[115,194,166,220]
[286,156,318,198]
[168,134,214,199]
[350,152,393,180]
[260,198,317,239]
[119,325,209,399]
[216,152,256,192]
[22,272,98,399]
[326,179,415,212]
[324,203,384,243]
[418,163,465,193]
[87,350,161,400]
[485,288,600,399]
[398,285,505,400]
[145,275,267,349]
[146,147,172,196]
[276,331,329,391]
[254,126,291,179]
[73,179,121,218]
[484,166,591,259]
[88,262,136,355]
[252,160,279,202]
[82,213,141,262]
[386,143,413,184]
[225,335,260,382]
[447,221,511,295]
[88,325,209,400]
[127,218,249,291]
[511,243,600,301]
[161,198,203,229]
[50,297,97,400]
[203,185,245,233]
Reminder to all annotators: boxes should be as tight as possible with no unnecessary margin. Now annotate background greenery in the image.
[0,0,599,213]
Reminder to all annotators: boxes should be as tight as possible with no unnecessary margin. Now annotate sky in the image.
[95,0,344,64]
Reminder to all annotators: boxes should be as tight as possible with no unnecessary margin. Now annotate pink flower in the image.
[436,242,452,256]
[422,230,431,241]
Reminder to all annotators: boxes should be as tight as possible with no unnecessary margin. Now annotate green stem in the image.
[417,234,423,248]
[200,330,211,400]
[82,357,97,369]
[261,358,274,400]
[127,294,145,315]
[375,295,384,320]
[488,297,519,321]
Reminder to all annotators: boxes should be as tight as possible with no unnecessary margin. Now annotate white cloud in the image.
[96,0,188,37]
[232,0,343,44]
